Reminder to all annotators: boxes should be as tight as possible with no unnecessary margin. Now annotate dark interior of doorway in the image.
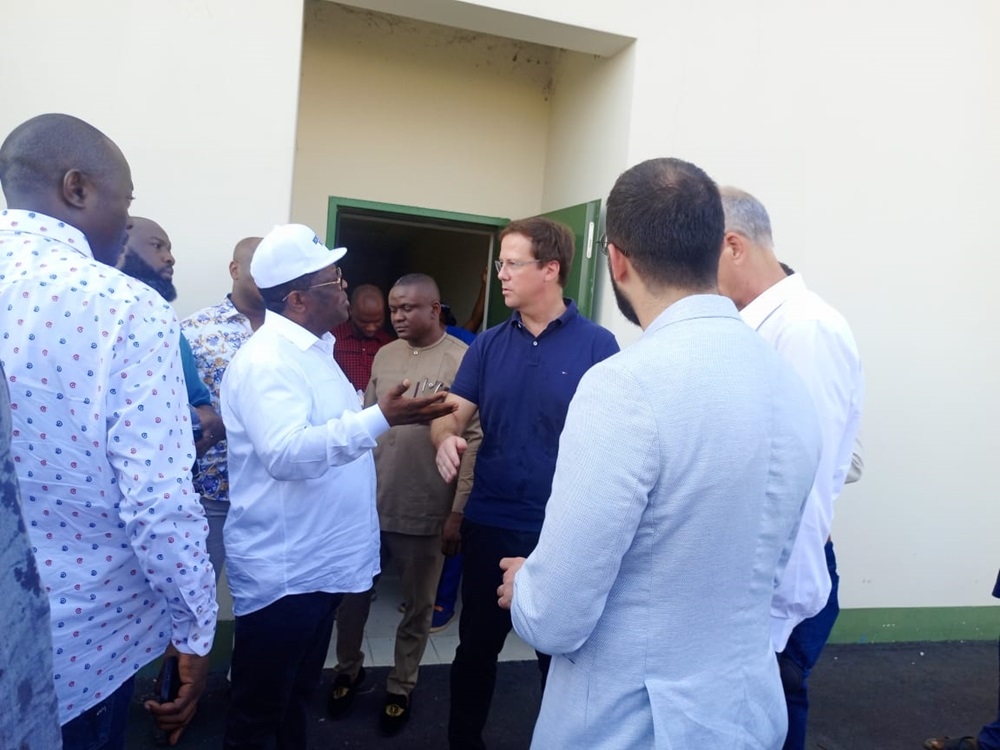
[334,210,495,335]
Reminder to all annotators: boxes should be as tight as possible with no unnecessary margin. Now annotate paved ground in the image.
[126,639,998,749]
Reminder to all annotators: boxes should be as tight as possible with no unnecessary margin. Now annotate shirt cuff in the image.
[170,602,219,657]
[357,404,390,440]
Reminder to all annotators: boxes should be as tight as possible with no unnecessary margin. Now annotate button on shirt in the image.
[0,209,218,723]
[449,300,619,533]
[181,296,255,504]
[741,273,864,651]
[221,311,386,616]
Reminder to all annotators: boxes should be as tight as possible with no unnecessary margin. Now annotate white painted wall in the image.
[0,0,304,319]
[4,0,997,612]
[456,0,1000,609]
[291,0,556,234]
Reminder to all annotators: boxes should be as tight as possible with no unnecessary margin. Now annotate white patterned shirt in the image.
[0,209,218,723]
[741,273,864,652]
[181,296,254,504]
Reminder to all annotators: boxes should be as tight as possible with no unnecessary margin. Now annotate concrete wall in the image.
[450,0,1000,611]
[0,0,305,319]
[291,0,557,233]
[4,0,998,616]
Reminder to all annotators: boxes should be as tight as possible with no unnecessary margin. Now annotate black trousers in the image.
[224,591,343,750]
[449,519,550,750]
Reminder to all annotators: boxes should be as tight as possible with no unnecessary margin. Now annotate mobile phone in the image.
[151,656,181,746]
[158,656,181,704]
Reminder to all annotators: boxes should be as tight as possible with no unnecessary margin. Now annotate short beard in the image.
[118,251,178,302]
[609,259,639,326]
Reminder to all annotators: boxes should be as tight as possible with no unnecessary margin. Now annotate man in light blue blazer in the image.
[498,157,823,749]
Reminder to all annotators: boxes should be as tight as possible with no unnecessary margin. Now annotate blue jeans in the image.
[778,540,840,750]
[61,677,135,750]
[225,591,343,750]
[435,552,463,616]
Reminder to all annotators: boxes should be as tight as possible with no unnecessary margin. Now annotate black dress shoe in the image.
[327,667,365,719]
[379,692,410,736]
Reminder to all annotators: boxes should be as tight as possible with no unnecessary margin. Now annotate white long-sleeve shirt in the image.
[220,311,386,616]
[0,209,217,723]
[741,273,864,651]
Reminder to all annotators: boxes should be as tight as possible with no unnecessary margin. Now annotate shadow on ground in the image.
[127,641,997,749]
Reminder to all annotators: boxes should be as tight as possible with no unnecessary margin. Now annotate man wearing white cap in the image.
[220,224,456,749]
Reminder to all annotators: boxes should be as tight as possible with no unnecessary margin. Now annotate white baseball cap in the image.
[250,223,347,289]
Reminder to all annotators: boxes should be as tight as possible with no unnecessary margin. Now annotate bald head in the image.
[233,236,262,266]
[349,284,386,339]
[230,236,264,315]
[0,113,133,265]
[392,273,440,300]
[119,216,177,301]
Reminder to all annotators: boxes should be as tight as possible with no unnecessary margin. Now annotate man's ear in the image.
[607,242,631,283]
[284,289,308,314]
[61,169,89,209]
[723,231,748,264]
[229,260,240,281]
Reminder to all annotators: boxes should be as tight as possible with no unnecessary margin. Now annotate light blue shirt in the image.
[511,294,821,749]
[221,311,387,616]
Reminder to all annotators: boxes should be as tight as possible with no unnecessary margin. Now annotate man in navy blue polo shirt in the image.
[432,216,619,750]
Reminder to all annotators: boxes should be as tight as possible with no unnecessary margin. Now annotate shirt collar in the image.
[0,209,93,257]
[510,298,579,334]
[644,294,742,337]
[263,309,332,353]
[406,331,449,352]
[740,273,807,331]
[220,294,251,324]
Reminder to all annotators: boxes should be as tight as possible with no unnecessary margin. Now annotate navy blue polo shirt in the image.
[450,300,619,532]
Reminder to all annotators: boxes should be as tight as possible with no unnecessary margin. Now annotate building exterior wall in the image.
[2,0,998,633]
[0,0,305,318]
[291,0,555,233]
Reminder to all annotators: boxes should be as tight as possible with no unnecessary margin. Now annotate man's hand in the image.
[497,556,526,610]
[193,404,225,457]
[441,511,463,556]
[379,380,456,427]
[144,645,211,746]
[435,435,467,482]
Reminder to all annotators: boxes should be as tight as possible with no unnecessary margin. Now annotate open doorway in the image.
[328,198,506,335]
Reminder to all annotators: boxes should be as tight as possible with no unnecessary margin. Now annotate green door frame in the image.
[327,196,603,326]
[327,197,509,326]
[326,197,509,243]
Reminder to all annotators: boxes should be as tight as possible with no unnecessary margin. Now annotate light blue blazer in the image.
[511,294,821,749]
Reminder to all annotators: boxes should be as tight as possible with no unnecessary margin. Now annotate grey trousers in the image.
[335,531,445,696]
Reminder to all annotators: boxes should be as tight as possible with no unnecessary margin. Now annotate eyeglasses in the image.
[494,259,544,274]
[598,235,626,256]
[282,267,343,301]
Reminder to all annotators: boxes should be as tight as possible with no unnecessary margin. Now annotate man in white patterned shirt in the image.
[0,113,218,750]
[181,236,264,578]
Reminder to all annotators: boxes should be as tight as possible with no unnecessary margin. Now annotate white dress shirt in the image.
[0,209,218,723]
[220,311,386,616]
[741,273,864,651]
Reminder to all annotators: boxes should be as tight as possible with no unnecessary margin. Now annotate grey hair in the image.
[719,186,773,250]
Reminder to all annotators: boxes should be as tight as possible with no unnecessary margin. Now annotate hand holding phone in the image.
[144,649,211,747]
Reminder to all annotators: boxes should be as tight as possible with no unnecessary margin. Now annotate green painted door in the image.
[485,199,603,328]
